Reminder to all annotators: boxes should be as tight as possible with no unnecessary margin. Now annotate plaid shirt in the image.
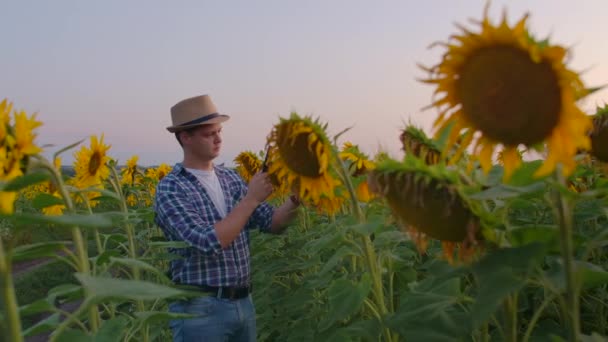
[154,163,274,287]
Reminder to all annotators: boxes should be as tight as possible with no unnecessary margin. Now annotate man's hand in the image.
[245,172,273,204]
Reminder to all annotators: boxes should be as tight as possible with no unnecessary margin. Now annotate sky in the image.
[2,0,608,167]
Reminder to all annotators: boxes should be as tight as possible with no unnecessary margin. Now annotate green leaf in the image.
[471,269,523,328]
[12,213,114,228]
[22,312,60,337]
[509,225,560,252]
[471,244,545,328]
[57,317,129,342]
[507,160,545,186]
[47,284,83,304]
[319,274,372,331]
[53,138,86,160]
[318,245,358,276]
[19,299,55,317]
[470,182,546,200]
[1,172,50,191]
[108,257,172,282]
[75,273,198,303]
[387,293,469,340]
[148,241,190,249]
[11,241,69,262]
[32,192,65,209]
[549,261,608,291]
[348,219,383,237]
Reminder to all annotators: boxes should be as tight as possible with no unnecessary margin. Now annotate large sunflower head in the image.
[234,150,262,183]
[400,125,442,165]
[590,105,608,162]
[266,112,340,206]
[421,7,592,180]
[73,134,111,189]
[368,156,482,262]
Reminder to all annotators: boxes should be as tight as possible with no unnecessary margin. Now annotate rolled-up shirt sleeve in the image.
[246,202,274,233]
[155,186,223,256]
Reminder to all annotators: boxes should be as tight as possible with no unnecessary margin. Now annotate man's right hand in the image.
[245,172,273,204]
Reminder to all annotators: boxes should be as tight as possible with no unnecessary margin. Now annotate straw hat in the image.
[166,94,230,133]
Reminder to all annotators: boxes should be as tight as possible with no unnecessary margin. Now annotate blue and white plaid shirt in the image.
[154,163,274,287]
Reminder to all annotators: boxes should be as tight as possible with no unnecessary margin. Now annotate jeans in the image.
[169,294,256,342]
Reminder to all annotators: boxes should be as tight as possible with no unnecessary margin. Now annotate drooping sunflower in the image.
[120,155,141,186]
[590,105,608,162]
[368,157,482,262]
[400,125,443,165]
[234,151,262,183]
[266,112,340,206]
[421,7,592,180]
[339,142,375,202]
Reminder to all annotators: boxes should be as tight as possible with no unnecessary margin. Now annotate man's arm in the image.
[215,172,273,247]
[156,172,272,253]
[269,195,300,234]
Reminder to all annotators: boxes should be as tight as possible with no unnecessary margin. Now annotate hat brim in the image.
[166,114,230,133]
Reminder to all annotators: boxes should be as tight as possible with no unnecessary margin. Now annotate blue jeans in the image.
[169,294,257,342]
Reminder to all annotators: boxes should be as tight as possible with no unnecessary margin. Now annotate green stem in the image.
[333,155,393,342]
[553,171,580,341]
[83,198,103,255]
[110,166,148,342]
[37,157,99,333]
[522,293,556,342]
[0,238,23,342]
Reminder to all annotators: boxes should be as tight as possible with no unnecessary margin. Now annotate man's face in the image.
[182,123,223,160]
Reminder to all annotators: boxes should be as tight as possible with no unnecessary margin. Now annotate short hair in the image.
[174,126,200,147]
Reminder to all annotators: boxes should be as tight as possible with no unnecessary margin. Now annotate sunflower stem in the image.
[110,165,149,342]
[36,156,100,334]
[82,198,104,255]
[0,237,23,342]
[553,170,580,341]
[332,155,394,342]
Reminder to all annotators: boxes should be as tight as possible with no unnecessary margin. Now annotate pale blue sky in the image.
[2,1,607,167]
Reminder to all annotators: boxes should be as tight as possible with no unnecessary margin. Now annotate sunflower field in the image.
[2,6,608,342]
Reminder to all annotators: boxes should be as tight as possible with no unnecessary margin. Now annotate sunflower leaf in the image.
[53,138,86,160]
[1,172,50,191]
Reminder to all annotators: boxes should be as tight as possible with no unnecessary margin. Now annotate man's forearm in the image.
[270,198,299,233]
[215,196,260,248]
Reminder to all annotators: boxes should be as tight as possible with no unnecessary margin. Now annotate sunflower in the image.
[120,155,140,186]
[339,142,375,202]
[234,151,262,183]
[143,163,173,205]
[368,157,481,262]
[339,142,375,176]
[72,134,111,207]
[400,125,443,165]
[73,134,111,188]
[266,112,340,206]
[155,163,172,181]
[421,7,592,180]
[590,105,608,162]
[0,100,43,214]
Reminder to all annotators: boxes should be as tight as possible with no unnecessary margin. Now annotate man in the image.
[154,94,300,341]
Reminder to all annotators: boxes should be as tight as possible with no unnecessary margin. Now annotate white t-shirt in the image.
[186,168,227,218]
